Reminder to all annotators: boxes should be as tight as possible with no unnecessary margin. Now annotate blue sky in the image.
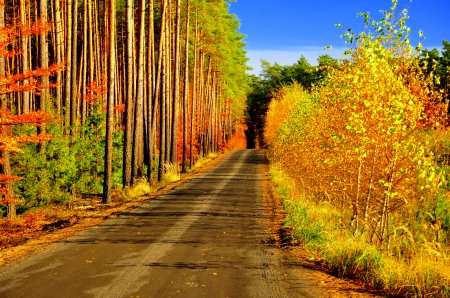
[228,0,450,75]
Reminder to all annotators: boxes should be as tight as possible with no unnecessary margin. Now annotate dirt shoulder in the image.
[0,150,234,269]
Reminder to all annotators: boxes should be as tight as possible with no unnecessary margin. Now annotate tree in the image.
[0,1,62,218]
[102,0,117,204]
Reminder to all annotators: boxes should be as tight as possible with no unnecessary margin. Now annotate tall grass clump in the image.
[162,163,181,184]
[265,2,450,296]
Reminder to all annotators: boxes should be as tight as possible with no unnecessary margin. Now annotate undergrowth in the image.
[269,165,450,297]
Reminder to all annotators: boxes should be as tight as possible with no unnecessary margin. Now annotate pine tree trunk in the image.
[155,0,167,181]
[65,0,72,132]
[123,0,134,187]
[170,0,181,167]
[146,0,155,181]
[158,0,168,180]
[190,12,198,168]
[70,0,78,130]
[20,0,30,114]
[0,4,15,219]
[39,0,48,151]
[164,5,171,165]
[102,0,116,204]
[81,0,88,125]
[132,0,146,182]
[181,0,190,173]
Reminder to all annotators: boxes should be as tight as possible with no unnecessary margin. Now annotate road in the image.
[0,150,330,298]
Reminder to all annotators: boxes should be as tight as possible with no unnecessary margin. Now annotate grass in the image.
[117,153,222,202]
[269,164,450,297]
[162,162,181,184]
[192,152,219,170]
[117,179,156,202]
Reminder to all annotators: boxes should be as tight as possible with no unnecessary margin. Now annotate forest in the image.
[2,0,450,295]
[0,0,249,220]
[257,2,450,296]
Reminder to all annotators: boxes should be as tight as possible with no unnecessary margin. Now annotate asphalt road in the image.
[0,149,329,298]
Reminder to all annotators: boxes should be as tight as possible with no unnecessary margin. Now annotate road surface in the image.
[0,150,329,298]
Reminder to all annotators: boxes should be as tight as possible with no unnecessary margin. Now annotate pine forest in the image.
[0,0,248,218]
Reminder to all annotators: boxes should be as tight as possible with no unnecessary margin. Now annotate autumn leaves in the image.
[264,1,450,288]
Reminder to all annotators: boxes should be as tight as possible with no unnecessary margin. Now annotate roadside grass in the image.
[162,162,181,185]
[269,164,450,297]
[192,152,219,170]
[116,178,156,202]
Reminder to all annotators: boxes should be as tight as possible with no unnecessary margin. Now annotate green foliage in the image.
[245,55,337,148]
[9,104,123,212]
[420,40,450,103]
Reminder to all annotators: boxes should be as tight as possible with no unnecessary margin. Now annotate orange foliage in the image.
[0,15,60,210]
[0,210,46,248]
[225,123,247,149]
[265,36,449,249]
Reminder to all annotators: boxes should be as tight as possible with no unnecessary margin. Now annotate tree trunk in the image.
[81,0,88,125]
[20,0,30,114]
[102,0,116,204]
[122,0,134,187]
[146,0,155,181]
[64,0,72,132]
[0,3,15,219]
[39,0,48,150]
[190,12,198,168]
[70,0,78,130]
[132,0,146,182]
[158,0,168,180]
[170,0,181,167]
[181,0,190,173]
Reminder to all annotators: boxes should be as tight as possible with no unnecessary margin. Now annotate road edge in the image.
[0,149,239,269]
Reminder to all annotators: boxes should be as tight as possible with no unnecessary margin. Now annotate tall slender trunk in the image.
[102,0,116,204]
[65,0,72,131]
[0,3,15,219]
[190,12,198,168]
[20,0,30,113]
[123,0,134,187]
[132,0,146,182]
[70,0,78,130]
[39,0,48,150]
[158,0,168,180]
[164,5,171,165]
[146,0,155,181]
[81,0,88,125]
[181,0,190,173]
[170,0,181,167]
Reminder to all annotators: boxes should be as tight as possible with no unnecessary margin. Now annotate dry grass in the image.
[162,162,181,184]
[269,164,450,297]
[115,178,156,202]
[192,153,219,170]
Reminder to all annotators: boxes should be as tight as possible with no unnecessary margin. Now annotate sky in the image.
[228,0,450,75]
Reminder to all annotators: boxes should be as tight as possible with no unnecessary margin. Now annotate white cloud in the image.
[246,47,347,75]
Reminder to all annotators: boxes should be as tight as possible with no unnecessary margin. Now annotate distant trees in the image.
[245,54,337,148]
[420,40,450,105]
[0,0,249,216]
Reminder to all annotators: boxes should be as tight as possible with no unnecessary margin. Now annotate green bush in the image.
[7,105,123,213]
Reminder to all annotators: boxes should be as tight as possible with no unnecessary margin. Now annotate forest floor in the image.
[0,149,387,297]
